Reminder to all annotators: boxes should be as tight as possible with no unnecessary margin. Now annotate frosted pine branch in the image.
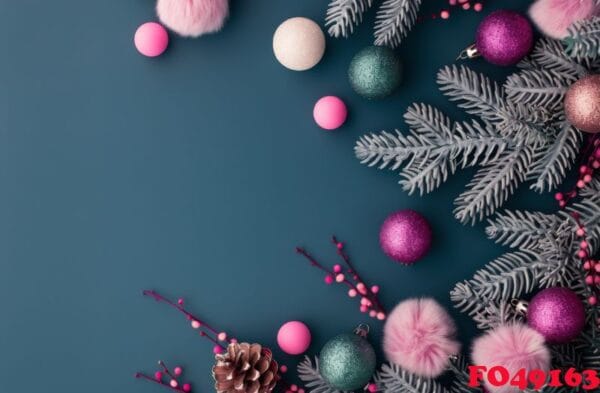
[564,17,600,60]
[375,363,450,393]
[453,145,539,224]
[325,0,373,38]
[521,38,589,78]
[298,356,346,393]
[529,122,582,192]
[447,356,484,393]
[373,0,422,48]
[355,104,512,195]
[355,39,591,224]
[468,251,543,300]
[505,69,571,108]
[437,65,506,124]
[437,65,548,143]
[486,210,563,251]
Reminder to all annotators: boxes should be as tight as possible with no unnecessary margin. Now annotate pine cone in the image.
[212,342,279,393]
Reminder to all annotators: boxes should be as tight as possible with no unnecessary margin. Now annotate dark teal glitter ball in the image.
[319,333,376,390]
[348,46,402,100]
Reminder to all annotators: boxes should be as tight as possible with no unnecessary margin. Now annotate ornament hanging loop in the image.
[457,44,480,61]
[510,298,529,316]
[354,324,370,337]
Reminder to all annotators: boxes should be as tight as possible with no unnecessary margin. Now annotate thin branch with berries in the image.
[142,290,232,353]
[555,135,600,306]
[135,361,192,393]
[296,236,386,320]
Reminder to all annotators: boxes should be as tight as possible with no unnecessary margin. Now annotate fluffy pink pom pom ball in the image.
[156,0,229,38]
[471,324,551,393]
[529,0,599,39]
[383,298,460,378]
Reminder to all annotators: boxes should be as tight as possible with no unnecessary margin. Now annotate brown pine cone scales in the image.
[212,342,279,393]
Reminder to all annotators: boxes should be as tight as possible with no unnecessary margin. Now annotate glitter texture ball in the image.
[379,210,432,264]
[528,287,585,344]
[475,10,533,66]
[277,321,311,355]
[313,96,348,130]
[319,333,376,390]
[564,74,600,133]
[273,17,325,71]
[348,46,402,100]
[134,22,169,57]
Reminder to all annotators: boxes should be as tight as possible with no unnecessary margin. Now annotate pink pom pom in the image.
[156,0,229,38]
[383,298,460,378]
[471,324,551,393]
[529,0,599,39]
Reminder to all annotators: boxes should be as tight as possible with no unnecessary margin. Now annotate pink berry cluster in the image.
[555,137,600,208]
[555,135,600,306]
[296,236,386,320]
[570,213,600,306]
[279,364,306,393]
[278,366,306,393]
[135,361,192,393]
[142,290,234,354]
[437,0,484,20]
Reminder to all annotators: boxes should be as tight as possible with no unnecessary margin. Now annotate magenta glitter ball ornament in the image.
[564,74,600,133]
[527,287,585,344]
[475,10,534,66]
[379,210,432,265]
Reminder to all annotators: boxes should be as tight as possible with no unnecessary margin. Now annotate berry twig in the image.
[296,236,386,320]
[135,361,192,392]
[143,290,232,353]
[556,134,600,207]
[555,134,600,306]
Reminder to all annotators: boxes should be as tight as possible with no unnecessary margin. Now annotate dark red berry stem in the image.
[330,236,386,314]
[296,236,386,319]
[555,134,600,306]
[135,373,187,393]
[143,290,228,350]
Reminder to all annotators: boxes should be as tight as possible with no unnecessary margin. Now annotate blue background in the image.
[0,1,555,392]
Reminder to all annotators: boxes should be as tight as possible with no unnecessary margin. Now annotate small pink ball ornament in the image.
[313,96,348,130]
[527,287,585,344]
[134,22,169,57]
[564,74,600,134]
[379,209,432,264]
[471,10,534,66]
[277,321,311,355]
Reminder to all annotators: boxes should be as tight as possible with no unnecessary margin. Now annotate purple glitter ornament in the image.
[475,10,533,66]
[527,287,585,344]
[379,209,432,265]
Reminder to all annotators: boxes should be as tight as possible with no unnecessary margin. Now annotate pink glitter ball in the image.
[527,287,585,344]
[379,210,432,264]
[475,10,533,66]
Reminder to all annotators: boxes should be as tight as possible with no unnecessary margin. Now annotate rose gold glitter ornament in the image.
[564,75,600,133]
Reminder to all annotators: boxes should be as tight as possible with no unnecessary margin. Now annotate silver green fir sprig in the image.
[325,0,422,48]
[355,37,600,225]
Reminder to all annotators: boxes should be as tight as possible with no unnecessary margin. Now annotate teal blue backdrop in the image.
[0,1,555,392]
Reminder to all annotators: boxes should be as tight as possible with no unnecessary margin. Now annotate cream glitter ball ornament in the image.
[273,17,325,71]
